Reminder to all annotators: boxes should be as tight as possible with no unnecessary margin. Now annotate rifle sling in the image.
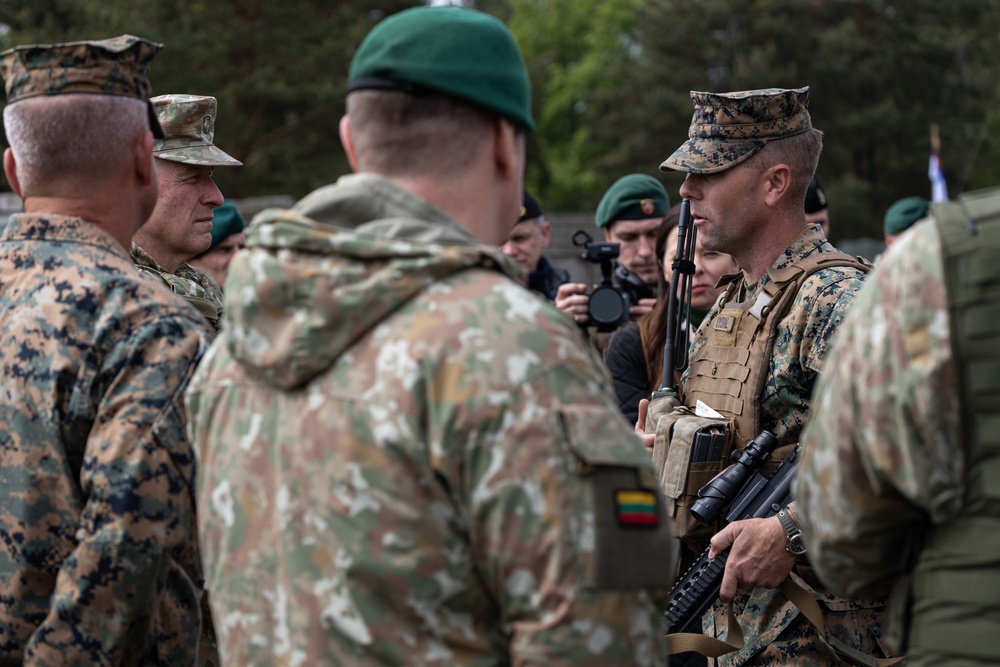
[666,578,906,666]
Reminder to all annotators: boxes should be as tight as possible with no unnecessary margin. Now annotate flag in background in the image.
[929,124,949,203]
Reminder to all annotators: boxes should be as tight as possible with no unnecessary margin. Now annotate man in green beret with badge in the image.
[0,35,208,665]
[640,87,892,665]
[132,93,242,337]
[556,173,669,328]
[186,6,675,666]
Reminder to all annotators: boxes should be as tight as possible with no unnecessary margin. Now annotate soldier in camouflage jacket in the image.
[186,7,677,666]
[132,94,242,337]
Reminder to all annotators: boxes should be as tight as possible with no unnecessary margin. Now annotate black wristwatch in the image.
[777,507,807,555]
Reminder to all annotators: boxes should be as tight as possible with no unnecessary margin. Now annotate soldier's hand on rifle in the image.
[634,398,655,455]
[629,297,657,322]
[554,283,590,324]
[707,517,796,602]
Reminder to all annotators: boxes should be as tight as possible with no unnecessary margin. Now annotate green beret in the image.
[883,196,929,236]
[208,201,245,251]
[595,174,670,228]
[348,7,535,132]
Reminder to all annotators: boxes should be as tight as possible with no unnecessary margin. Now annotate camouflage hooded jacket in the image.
[185,174,676,667]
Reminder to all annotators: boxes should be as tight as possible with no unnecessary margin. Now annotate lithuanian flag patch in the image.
[614,489,659,528]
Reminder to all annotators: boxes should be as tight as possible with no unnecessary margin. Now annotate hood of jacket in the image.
[223,173,521,389]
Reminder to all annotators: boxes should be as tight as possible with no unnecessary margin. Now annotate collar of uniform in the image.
[0,213,130,256]
[744,223,831,300]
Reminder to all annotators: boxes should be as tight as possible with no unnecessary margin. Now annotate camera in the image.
[572,230,654,332]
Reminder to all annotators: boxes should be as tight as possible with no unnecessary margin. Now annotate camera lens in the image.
[589,285,628,331]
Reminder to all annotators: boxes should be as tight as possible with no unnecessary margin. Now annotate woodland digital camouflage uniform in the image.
[186,173,676,666]
[0,214,208,664]
[683,224,888,665]
[132,242,225,336]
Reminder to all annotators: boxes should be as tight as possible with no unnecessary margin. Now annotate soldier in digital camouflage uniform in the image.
[643,87,891,665]
[0,35,208,665]
[185,6,677,666]
[797,189,1000,666]
[132,94,242,337]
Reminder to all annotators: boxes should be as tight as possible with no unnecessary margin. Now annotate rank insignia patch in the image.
[614,489,659,527]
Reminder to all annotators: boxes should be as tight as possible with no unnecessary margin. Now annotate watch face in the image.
[788,535,807,555]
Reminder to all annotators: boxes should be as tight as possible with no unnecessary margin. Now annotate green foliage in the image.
[2,0,999,238]
[0,0,421,199]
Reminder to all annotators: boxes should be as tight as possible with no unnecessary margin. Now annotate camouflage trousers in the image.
[706,581,892,666]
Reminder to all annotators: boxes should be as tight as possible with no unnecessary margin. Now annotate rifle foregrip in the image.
[663,548,728,634]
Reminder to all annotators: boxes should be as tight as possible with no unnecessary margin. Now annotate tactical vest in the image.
[905,188,1000,664]
[684,251,871,446]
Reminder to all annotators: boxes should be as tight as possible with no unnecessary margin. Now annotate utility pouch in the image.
[649,405,734,547]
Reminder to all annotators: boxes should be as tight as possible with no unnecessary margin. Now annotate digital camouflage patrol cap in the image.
[0,34,166,138]
[660,87,812,175]
[348,6,535,132]
[595,174,670,229]
[152,94,241,166]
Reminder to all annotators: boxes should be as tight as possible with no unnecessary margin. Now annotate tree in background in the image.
[0,0,420,200]
[512,0,1000,239]
[2,0,999,239]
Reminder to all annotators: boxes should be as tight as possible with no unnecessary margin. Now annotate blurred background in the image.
[2,0,998,253]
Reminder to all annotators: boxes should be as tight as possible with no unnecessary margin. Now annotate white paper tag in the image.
[695,400,725,419]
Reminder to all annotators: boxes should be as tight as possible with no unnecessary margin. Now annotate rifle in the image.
[663,433,800,634]
[654,198,696,399]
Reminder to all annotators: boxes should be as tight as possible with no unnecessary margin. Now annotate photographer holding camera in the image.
[555,173,669,332]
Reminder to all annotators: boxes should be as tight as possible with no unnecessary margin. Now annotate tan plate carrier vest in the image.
[654,250,871,550]
[685,251,871,447]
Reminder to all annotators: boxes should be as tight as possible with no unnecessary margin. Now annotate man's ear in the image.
[493,118,521,180]
[762,163,792,207]
[339,115,360,172]
[540,219,552,248]
[4,149,22,198]
[134,131,155,186]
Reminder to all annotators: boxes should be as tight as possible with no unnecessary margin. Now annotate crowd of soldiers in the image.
[0,5,995,667]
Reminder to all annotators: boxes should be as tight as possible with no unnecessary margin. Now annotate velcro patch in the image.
[614,489,659,527]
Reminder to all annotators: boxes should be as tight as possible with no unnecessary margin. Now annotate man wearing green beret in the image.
[132,93,242,337]
[0,35,207,665]
[555,173,668,329]
[641,87,891,665]
[185,6,674,666]
[189,200,246,289]
[883,195,929,249]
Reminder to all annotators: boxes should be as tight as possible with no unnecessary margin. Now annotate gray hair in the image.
[3,94,148,196]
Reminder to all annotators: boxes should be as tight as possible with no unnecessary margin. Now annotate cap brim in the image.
[659,138,766,175]
[154,145,243,167]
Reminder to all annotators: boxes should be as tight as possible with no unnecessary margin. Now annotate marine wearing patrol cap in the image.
[0,34,165,137]
[661,87,812,174]
[595,173,669,228]
[152,94,242,166]
[347,6,535,132]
